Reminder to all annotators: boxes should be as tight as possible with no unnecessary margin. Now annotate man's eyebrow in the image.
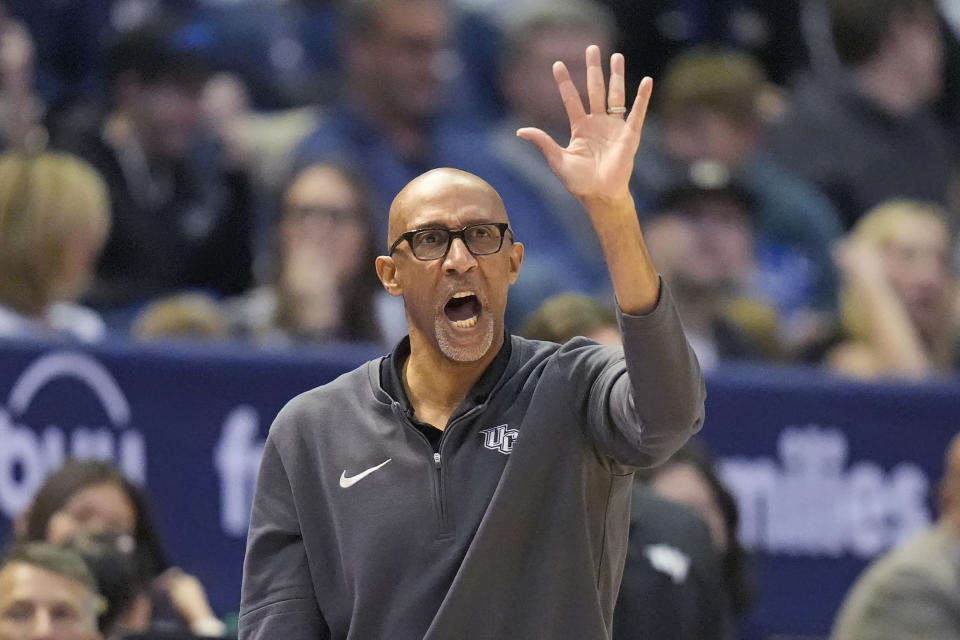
[404,219,447,230]
[1,597,35,610]
[404,218,498,230]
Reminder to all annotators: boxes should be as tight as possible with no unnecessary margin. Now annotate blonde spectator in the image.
[0,150,110,341]
[828,199,958,379]
[132,291,230,342]
[519,294,622,346]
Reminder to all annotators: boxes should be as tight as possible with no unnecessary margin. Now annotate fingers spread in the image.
[585,44,606,115]
[552,60,586,123]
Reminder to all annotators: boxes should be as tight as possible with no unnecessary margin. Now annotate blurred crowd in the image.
[0,0,959,382]
[1,1,960,637]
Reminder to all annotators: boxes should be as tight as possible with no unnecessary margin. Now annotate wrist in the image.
[578,191,634,215]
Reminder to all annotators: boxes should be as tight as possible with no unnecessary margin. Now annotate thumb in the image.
[516,127,562,166]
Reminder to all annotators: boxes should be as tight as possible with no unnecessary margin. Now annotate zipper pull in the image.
[433,452,441,469]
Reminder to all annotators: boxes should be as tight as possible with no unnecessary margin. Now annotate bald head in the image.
[387,168,508,247]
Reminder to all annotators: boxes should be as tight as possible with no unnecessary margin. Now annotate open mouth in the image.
[444,291,482,328]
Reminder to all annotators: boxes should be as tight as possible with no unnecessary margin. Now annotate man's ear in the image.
[375,255,403,296]
[507,241,524,285]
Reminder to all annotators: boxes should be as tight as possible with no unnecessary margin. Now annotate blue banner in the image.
[701,365,956,637]
[0,339,956,639]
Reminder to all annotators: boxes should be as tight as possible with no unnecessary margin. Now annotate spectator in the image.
[519,293,621,346]
[592,0,811,91]
[824,199,958,379]
[457,0,618,324]
[830,431,960,639]
[19,460,167,578]
[225,161,391,347]
[768,0,955,230]
[293,0,478,232]
[200,71,323,256]
[65,533,151,638]
[644,161,783,368]
[802,0,960,155]
[132,291,230,342]
[0,150,110,342]
[0,542,102,640]
[0,3,44,151]
[64,24,253,316]
[613,485,726,640]
[649,47,844,337]
[2,0,113,136]
[643,439,755,639]
[17,459,225,638]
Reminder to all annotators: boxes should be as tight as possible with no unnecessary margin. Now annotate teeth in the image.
[452,291,475,299]
[453,316,478,328]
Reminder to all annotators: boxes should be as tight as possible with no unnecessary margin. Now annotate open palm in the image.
[517,46,652,204]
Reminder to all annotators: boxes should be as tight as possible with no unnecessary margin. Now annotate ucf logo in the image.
[480,424,518,455]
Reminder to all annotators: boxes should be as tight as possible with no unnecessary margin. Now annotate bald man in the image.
[239,46,705,640]
[831,434,960,640]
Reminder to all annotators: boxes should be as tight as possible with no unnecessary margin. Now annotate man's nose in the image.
[443,237,477,274]
[28,609,54,640]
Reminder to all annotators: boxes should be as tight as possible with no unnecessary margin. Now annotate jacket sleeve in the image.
[239,434,330,640]
[588,280,705,468]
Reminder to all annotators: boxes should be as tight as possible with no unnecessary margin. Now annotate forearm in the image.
[589,281,704,468]
[580,193,659,315]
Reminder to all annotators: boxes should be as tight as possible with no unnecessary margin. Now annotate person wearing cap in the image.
[648,48,844,353]
[643,159,784,368]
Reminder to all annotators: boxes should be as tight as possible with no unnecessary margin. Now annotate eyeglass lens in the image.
[411,224,504,259]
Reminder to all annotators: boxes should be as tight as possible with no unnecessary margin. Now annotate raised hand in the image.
[517,44,659,314]
[516,45,652,207]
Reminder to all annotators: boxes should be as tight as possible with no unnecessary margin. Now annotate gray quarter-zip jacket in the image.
[240,283,705,640]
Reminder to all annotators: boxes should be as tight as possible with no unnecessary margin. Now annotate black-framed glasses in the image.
[388,222,512,261]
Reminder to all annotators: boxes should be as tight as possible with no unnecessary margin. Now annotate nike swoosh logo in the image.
[339,459,392,488]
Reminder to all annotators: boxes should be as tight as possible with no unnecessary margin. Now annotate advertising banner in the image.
[0,341,956,638]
